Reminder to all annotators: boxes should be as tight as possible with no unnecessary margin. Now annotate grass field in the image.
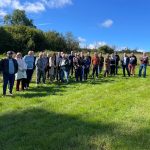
[0,67,150,150]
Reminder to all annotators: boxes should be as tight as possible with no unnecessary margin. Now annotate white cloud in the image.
[0,9,7,18]
[11,0,24,10]
[0,0,73,14]
[101,19,114,28]
[0,0,11,8]
[41,0,73,8]
[78,37,86,43]
[24,2,45,13]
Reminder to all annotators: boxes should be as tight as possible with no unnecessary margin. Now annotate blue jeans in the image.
[60,67,69,82]
[139,64,147,77]
[3,74,15,95]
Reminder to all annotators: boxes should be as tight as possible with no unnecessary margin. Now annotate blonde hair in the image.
[39,52,43,58]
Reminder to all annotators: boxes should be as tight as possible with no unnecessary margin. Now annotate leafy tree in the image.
[65,32,79,52]
[4,9,36,28]
[98,45,114,54]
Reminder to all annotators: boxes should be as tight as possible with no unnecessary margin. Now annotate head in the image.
[107,54,110,59]
[16,52,22,59]
[61,52,64,56]
[62,53,65,58]
[31,51,34,56]
[52,53,56,58]
[114,52,117,55]
[94,52,97,57]
[39,52,43,58]
[77,54,80,58]
[124,53,127,57]
[7,51,14,59]
[87,51,90,56]
[71,51,74,55]
[99,52,103,57]
[28,51,32,56]
[111,53,114,58]
[43,52,47,57]
[143,52,146,57]
[131,53,134,57]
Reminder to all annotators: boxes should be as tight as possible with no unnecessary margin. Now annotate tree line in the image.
[0,9,145,55]
[0,9,80,54]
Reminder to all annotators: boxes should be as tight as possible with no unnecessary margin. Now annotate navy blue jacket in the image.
[0,58,18,75]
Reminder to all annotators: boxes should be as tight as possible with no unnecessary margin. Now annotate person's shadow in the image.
[0,108,149,150]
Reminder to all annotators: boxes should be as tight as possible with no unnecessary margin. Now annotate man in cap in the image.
[0,51,18,96]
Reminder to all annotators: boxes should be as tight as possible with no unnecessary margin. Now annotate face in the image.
[7,53,13,59]
[17,54,21,59]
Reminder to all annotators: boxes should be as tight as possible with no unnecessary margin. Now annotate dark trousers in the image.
[99,65,103,74]
[122,65,130,77]
[75,68,82,82]
[116,65,119,75]
[36,70,46,84]
[55,67,61,81]
[84,67,90,80]
[3,74,15,95]
[110,65,116,76]
[69,64,74,76]
[92,65,98,78]
[16,78,26,91]
[25,69,34,88]
[104,69,109,77]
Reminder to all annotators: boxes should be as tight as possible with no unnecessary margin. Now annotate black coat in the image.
[121,57,130,66]
[0,58,18,75]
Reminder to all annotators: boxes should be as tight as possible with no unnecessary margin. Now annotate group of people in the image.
[0,50,149,96]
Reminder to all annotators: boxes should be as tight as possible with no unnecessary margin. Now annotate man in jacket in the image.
[0,51,18,96]
[121,53,130,77]
[92,52,100,79]
[114,52,120,75]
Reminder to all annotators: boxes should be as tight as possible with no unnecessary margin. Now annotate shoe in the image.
[2,94,6,97]
[9,93,13,96]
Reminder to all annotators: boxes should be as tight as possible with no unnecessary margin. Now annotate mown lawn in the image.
[0,68,150,150]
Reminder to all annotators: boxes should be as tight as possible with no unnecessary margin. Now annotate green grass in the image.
[0,68,150,150]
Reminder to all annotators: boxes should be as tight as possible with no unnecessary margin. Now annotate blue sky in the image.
[0,0,150,51]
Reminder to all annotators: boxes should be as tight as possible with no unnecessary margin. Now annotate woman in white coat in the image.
[15,53,27,91]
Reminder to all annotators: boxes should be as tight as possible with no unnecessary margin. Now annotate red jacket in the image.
[92,56,100,65]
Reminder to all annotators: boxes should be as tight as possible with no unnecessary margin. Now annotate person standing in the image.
[68,51,75,76]
[73,53,82,82]
[99,52,104,74]
[128,53,137,76]
[80,52,85,81]
[121,53,130,77]
[0,51,18,96]
[92,52,100,79]
[84,55,91,80]
[139,52,149,78]
[15,53,27,91]
[110,53,116,76]
[56,52,62,81]
[23,51,35,89]
[35,52,46,86]
[59,53,69,83]
[104,54,110,77]
[114,52,120,75]
[43,52,49,80]
[49,53,56,82]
